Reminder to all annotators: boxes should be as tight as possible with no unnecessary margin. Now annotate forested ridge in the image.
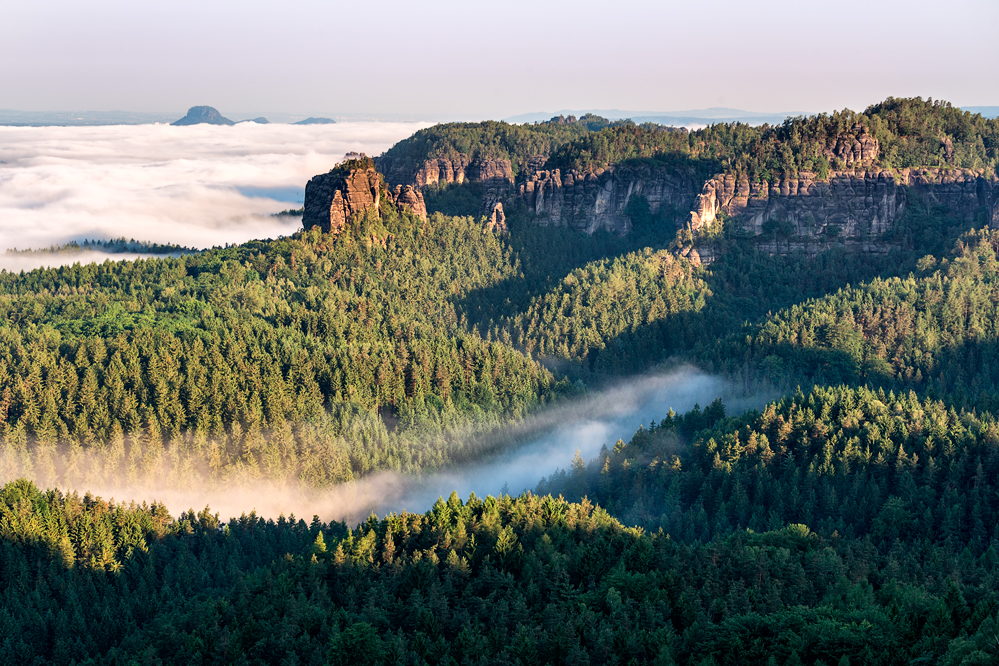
[545,96,998,179]
[694,230,999,413]
[2,472,997,664]
[375,121,592,181]
[379,97,999,187]
[0,203,580,490]
[3,97,999,664]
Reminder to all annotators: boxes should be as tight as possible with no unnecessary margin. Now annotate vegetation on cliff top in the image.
[375,120,591,182]
[383,98,999,190]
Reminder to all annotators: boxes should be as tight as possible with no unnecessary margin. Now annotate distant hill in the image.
[236,117,269,124]
[964,106,999,119]
[294,117,336,125]
[171,106,235,126]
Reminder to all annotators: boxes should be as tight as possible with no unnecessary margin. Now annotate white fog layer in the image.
[0,122,429,270]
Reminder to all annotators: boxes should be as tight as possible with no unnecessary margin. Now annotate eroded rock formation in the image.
[390,185,428,220]
[304,162,383,234]
[484,203,507,233]
[304,158,427,234]
[379,156,514,189]
[824,124,880,167]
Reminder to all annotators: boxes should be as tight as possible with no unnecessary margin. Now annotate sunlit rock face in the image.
[304,161,383,234]
[304,158,427,234]
[390,184,428,221]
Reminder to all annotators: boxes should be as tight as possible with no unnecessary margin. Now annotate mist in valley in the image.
[2,367,771,526]
[358,366,767,521]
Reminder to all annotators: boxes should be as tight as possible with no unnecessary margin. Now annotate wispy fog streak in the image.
[360,366,764,520]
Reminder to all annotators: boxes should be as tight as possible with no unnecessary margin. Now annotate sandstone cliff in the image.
[303,158,427,234]
[517,164,705,235]
[378,155,515,189]
[823,123,880,167]
[691,167,999,239]
[390,185,428,220]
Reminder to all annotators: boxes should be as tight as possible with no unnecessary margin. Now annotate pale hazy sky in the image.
[3,0,997,119]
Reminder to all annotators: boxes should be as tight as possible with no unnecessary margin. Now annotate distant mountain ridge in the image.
[294,117,336,125]
[0,109,176,126]
[964,106,999,119]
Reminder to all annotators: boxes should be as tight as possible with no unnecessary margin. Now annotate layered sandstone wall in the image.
[314,135,998,248]
[517,164,705,235]
[691,168,999,239]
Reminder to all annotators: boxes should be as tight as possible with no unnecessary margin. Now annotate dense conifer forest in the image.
[3,98,999,664]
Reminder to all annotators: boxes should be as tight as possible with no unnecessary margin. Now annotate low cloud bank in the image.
[0,122,429,270]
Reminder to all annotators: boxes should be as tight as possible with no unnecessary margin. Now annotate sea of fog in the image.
[0,121,430,271]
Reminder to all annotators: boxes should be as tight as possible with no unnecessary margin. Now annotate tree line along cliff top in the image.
[376,97,999,187]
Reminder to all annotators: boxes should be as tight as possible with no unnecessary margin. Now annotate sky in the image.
[3,0,997,120]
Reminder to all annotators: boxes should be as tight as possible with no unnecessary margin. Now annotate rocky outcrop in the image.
[379,156,514,189]
[518,164,705,235]
[304,162,383,234]
[304,158,427,234]
[484,203,507,233]
[171,106,234,126]
[824,124,880,167]
[692,168,999,240]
